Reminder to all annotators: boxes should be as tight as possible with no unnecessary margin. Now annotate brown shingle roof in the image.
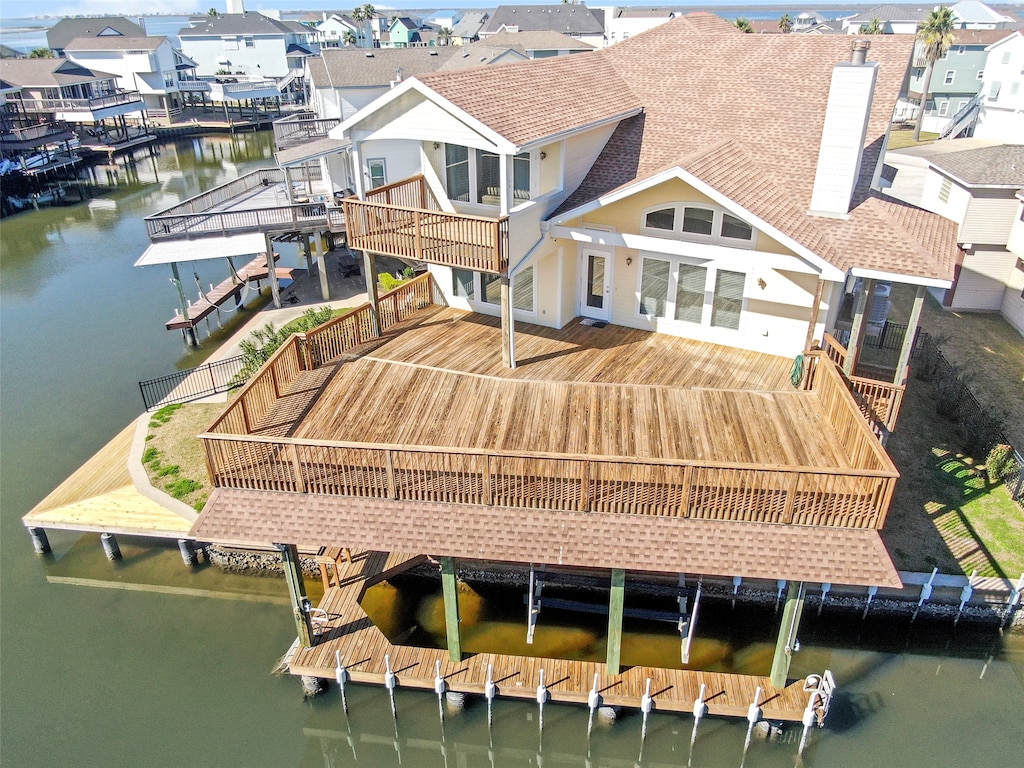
[193,488,903,587]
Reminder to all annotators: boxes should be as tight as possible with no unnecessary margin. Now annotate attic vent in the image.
[429,50,438,55]
[365,52,374,57]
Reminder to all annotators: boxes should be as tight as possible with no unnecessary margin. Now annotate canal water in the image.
[1,131,1021,768]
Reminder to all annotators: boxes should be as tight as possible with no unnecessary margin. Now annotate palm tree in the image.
[859,17,884,34]
[342,29,357,46]
[28,47,54,58]
[207,7,219,16]
[778,14,793,33]
[438,27,453,46]
[733,17,753,33]
[914,6,956,141]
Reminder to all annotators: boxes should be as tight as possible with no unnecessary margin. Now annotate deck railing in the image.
[272,113,343,149]
[344,175,509,274]
[816,333,905,431]
[203,313,898,530]
[18,90,144,113]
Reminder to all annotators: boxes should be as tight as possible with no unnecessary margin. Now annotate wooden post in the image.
[770,581,806,688]
[804,278,825,352]
[895,285,926,386]
[169,262,196,345]
[844,280,872,376]
[314,232,329,301]
[363,250,381,337]
[276,543,314,648]
[440,556,462,662]
[500,273,512,368]
[606,568,626,674]
[265,233,281,308]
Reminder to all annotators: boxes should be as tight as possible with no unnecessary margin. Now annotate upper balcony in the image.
[272,113,343,151]
[144,167,344,242]
[343,175,509,274]
[200,275,900,531]
[17,90,146,121]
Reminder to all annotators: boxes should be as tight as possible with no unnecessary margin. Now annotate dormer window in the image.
[642,203,756,248]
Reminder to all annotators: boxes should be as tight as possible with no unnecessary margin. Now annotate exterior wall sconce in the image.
[540,150,547,160]
[757,277,767,289]
[433,141,440,150]
[626,257,633,266]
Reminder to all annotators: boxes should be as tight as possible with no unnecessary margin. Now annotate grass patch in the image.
[886,129,939,151]
[142,402,224,513]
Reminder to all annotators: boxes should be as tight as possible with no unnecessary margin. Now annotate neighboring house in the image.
[793,11,828,31]
[842,1,1017,34]
[46,17,147,58]
[973,31,1024,141]
[316,14,373,50]
[63,36,199,124]
[918,144,1024,329]
[604,8,677,46]
[428,10,463,30]
[383,17,438,49]
[0,58,146,127]
[479,5,606,48]
[470,30,593,58]
[798,22,844,35]
[907,29,1008,133]
[177,11,317,101]
[451,11,489,45]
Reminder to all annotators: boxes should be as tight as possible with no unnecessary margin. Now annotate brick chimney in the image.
[809,40,878,217]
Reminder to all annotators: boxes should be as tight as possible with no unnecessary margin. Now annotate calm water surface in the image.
[1,131,1021,768]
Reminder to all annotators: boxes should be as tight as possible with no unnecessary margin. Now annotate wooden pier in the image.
[166,254,291,331]
[287,549,812,722]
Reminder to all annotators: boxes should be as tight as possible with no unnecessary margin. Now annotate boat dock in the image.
[287,550,812,722]
[166,253,291,332]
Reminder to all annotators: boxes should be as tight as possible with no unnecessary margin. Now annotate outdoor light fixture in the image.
[540,151,547,160]
[626,257,633,266]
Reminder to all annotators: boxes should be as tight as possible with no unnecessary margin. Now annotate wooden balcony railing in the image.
[17,90,144,113]
[344,175,509,274]
[815,333,905,432]
[272,113,342,150]
[203,305,898,530]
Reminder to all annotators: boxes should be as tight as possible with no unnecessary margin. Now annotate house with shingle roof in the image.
[451,10,490,45]
[63,36,199,124]
[46,17,147,58]
[187,14,969,692]
[480,5,606,48]
[915,144,1024,329]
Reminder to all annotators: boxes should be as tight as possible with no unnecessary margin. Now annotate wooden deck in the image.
[22,422,194,537]
[288,549,811,721]
[166,254,290,330]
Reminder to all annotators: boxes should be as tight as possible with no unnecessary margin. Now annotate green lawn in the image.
[886,128,939,151]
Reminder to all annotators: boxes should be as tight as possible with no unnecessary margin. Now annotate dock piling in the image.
[912,567,938,622]
[1002,574,1023,628]
[587,672,601,737]
[101,532,122,561]
[485,663,496,727]
[817,583,831,616]
[177,538,196,567]
[955,570,978,625]
[537,668,547,734]
[27,527,51,554]
[384,654,397,720]
[862,585,878,620]
[334,650,348,714]
[640,677,654,747]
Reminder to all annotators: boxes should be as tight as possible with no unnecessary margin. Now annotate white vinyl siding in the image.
[961,196,1021,244]
[513,265,535,312]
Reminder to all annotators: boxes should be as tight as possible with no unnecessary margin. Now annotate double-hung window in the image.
[444,144,531,206]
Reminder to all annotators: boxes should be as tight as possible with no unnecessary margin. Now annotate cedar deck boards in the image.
[287,549,810,721]
[258,308,848,470]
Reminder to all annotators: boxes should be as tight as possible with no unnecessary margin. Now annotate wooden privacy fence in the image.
[206,273,443,436]
[204,337,897,529]
[344,175,509,273]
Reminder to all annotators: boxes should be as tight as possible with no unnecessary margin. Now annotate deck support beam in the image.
[440,556,462,662]
[771,581,806,688]
[314,231,329,301]
[169,261,196,346]
[606,568,626,674]
[895,284,926,385]
[264,233,281,308]
[804,277,826,352]
[276,543,314,648]
[500,273,512,368]
[844,279,872,376]
[363,251,381,337]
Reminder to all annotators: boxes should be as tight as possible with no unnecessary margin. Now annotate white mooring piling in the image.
[817,583,831,616]
[587,673,601,738]
[955,570,978,625]
[485,663,496,728]
[177,538,196,567]
[536,668,548,733]
[384,653,397,720]
[775,579,787,612]
[798,699,817,754]
[640,677,654,748]
[742,686,763,762]
[434,660,447,722]
[912,567,938,622]
[28,527,51,555]
[732,575,742,608]
[101,532,122,561]
[334,650,348,714]
[862,585,879,620]
[1002,574,1024,628]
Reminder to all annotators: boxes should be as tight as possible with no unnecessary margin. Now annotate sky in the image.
[0,0,855,20]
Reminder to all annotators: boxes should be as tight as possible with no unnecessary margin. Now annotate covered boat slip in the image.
[268,549,815,721]
[202,305,897,529]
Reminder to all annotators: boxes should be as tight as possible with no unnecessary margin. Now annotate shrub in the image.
[379,272,404,292]
[985,444,1014,485]
[142,447,160,464]
[402,266,415,279]
[166,478,203,499]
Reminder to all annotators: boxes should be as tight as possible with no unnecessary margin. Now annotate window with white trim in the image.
[637,254,746,331]
[367,158,387,189]
[943,69,955,85]
[977,70,985,80]
[450,267,536,313]
[938,101,950,117]
[444,144,531,206]
[989,81,1002,101]
[641,203,756,248]
[1002,51,1011,65]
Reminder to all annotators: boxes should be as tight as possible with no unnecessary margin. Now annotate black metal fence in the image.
[139,355,247,411]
